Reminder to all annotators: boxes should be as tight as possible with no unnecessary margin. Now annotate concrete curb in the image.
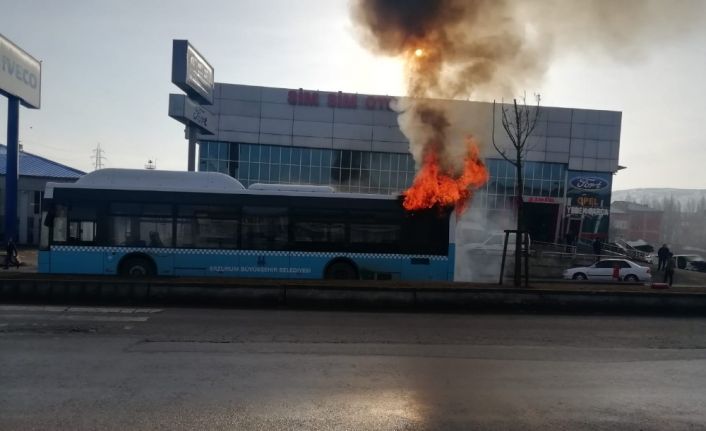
[0,277,705,314]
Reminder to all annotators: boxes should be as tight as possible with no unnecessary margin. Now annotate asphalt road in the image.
[1,305,706,430]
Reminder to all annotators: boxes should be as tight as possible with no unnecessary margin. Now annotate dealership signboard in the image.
[168,93,215,135]
[0,33,41,109]
[171,40,214,105]
[565,171,612,239]
[566,172,612,216]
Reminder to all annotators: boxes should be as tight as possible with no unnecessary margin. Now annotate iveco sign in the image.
[570,176,609,191]
[0,33,41,109]
[171,40,214,105]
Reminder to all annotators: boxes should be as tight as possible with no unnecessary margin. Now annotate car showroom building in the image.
[179,83,621,245]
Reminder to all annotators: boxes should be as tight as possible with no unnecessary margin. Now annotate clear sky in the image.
[1,0,705,191]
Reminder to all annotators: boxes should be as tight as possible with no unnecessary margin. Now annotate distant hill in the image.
[612,188,706,207]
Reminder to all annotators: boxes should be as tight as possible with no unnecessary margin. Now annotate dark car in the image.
[673,254,706,271]
[686,260,706,272]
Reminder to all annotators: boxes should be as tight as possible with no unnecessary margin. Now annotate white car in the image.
[563,259,651,282]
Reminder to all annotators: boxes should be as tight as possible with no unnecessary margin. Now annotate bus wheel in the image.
[324,260,358,280]
[120,257,155,277]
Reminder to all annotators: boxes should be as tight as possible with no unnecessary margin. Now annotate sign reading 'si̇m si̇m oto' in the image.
[0,33,41,109]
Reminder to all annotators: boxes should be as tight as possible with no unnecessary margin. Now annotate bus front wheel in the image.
[120,256,156,277]
[324,260,358,280]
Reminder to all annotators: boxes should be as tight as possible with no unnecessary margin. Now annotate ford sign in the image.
[570,176,609,191]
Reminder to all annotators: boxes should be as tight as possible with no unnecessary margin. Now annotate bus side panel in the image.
[289,254,328,279]
[447,245,455,281]
[174,251,239,277]
[100,250,173,276]
[239,251,292,279]
[399,258,449,281]
[49,249,106,274]
[352,255,449,281]
[151,252,175,276]
[38,250,51,273]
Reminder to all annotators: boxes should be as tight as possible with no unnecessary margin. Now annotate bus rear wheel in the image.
[324,261,358,280]
[120,257,155,277]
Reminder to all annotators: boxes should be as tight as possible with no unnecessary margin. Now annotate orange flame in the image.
[403,139,489,214]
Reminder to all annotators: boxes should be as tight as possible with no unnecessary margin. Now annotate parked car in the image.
[464,232,532,255]
[562,258,651,282]
[673,254,706,271]
[687,260,706,272]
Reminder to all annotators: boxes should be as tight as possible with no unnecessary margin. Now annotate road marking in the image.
[65,307,162,314]
[0,314,149,322]
[0,305,162,314]
[0,305,68,312]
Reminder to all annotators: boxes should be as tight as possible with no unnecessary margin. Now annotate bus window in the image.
[109,203,173,247]
[401,210,449,255]
[294,221,345,243]
[350,223,401,244]
[69,220,96,243]
[52,205,68,243]
[56,204,97,244]
[176,217,238,249]
[40,211,50,250]
[176,205,239,249]
[242,207,288,250]
[111,216,172,247]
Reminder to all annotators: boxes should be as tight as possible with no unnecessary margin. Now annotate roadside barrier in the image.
[1,275,705,314]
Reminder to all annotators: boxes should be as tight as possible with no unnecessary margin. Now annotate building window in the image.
[483,159,566,210]
[199,141,415,195]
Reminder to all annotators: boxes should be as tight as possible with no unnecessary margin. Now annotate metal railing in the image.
[532,240,651,263]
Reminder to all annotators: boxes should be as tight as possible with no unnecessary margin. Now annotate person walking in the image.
[592,238,602,260]
[565,231,575,253]
[663,252,675,287]
[657,244,670,271]
[3,238,19,269]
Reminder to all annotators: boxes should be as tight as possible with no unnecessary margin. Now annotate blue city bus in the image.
[39,169,455,280]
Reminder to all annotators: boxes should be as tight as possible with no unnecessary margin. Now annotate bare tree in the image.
[492,95,542,287]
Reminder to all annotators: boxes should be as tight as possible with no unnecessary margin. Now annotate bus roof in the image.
[45,168,398,201]
[248,183,335,193]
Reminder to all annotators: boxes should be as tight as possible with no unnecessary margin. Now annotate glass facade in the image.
[199,141,416,194]
[199,141,567,208]
[480,159,567,210]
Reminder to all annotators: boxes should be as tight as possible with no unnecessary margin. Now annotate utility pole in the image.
[91,143,107,170]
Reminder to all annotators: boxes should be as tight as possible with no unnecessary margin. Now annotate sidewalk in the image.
[0,248,37,274]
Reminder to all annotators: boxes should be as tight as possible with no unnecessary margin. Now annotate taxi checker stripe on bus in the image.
[50,246,448,260]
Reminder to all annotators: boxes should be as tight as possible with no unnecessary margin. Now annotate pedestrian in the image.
[657,243,670,270]
[612,262,621,281]
[565,231,575,253]
[3,238,19,269]
[592,238,602,258]
[663,252,675,287]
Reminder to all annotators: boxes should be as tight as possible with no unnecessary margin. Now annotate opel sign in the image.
[570,176,609,191]
[0,33,41,109]
[171,40,214,105]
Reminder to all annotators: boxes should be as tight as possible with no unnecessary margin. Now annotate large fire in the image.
[403,138,488,214]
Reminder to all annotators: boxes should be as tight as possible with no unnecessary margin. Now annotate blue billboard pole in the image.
[0,34,41,244]
[5,96,19,242]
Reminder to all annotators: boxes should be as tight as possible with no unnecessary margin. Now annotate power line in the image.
[91,143,107,170]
